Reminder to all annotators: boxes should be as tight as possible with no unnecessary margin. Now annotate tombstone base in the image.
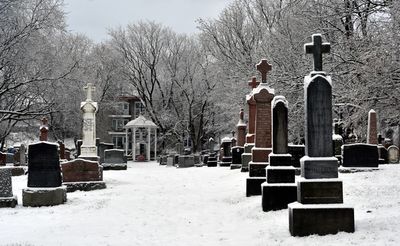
[288,202,355,236]
[266,166,295,183]
[251,147,271,162]
[249,162,268,177]
[262,183,297,211]
[22,186,67,207]
[240,153,252,172]
[246,177,266,197]
[230,164,241,170]
[63,181,106,192]
[301,156,338,179]
[3,166,26,176]
[219,162,232,167]
[0,196,18,208]
[269,153,292,166]
[207,160,217,167]
[178,155,195,168]
[102,163,127,170]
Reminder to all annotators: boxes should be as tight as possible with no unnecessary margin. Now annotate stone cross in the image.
[84,83,96,101]
[39,117,49,141]
[305,34,331,71]
[256,59,272,83]
[248,77,260,89]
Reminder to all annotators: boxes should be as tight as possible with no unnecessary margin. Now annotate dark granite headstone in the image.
[98,142,114,164]
[27,142,62,187]
[342,144,379,167]
[288,145,305,168]
[6,153,14,164]
[231,147,244,164]
[378,145,388,164]
[104,149,127,164]
[76,140,83,157]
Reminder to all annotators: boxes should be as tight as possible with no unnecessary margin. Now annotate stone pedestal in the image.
[207,153,218,167]
[63,181,106,192]
[22,186,67,207]
[262,183,297,211]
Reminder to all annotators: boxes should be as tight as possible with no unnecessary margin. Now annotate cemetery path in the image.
[1,162,400,245]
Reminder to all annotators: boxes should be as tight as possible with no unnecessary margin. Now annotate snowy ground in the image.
[1,162,400,246]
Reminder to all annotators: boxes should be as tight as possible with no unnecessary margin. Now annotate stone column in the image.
[246,59,274,196]
[367,109,378,144]
[132,128,136,161]
[147,127,151,161]
[79,83,100,162]
[262,96,296,211]
[288,34,354,236]
[125,129,128,156]
[154,128,157,161]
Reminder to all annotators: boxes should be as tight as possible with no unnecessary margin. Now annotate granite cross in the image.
[304,34,331,71]
[248,77,260,89]
[256,59,272,83]
[84,83,96,101]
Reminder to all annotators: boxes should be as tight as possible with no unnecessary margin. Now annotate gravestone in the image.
[367,109,378,144]
[5,153,14,164]
[246,59,274,196]
[388,145,399,164]
[341,143,379,167]
[378,145,388,164]
[98,142,114,164]
[76,140,83,157]
[288,34,354,236]
[241,77,260,172]
[231,109,246,170]
[166,153,176,167]
[39,117,49,141]
[58,141,66,160]
[64,149,71,161]
[219,137,233,167]
[176,143,184,155]
[102,149,127,170]
[79,83,100,162]
[19,144,26,165]
[61,159,106,192]
[262,96,297,211]
[178,155,195,168]
[23,142,67,207]
[0,168,18,208]
[207,152,218,167]
[0,152,5,166]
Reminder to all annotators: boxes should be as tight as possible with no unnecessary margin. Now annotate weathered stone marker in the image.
[241,77,260,172]
[231,109,246,170]
[219,137,233,167]
[388,145,399,164]
[288,34,354,236]
[367,109,378,145]
[23,142,67,207]
[102,149,127,170]
[79,83,100,162]
[0,168,18,208]
[262,96,296,211]
[246,59,275,196]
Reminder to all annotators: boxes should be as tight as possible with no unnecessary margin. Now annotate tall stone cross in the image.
[248,77,260,89]
[84,83,96,101]
[256,59,272,83]
[304,34,331,71]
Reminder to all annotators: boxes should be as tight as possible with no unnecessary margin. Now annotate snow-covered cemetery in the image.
[1,0,400,245]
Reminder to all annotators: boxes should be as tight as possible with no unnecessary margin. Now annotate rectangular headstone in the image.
[28,142,62,187]
[0,168,13,197]
[98,143,114,164]
[104,149,127,164]
[61,159,102,182]
[342,144,379,167]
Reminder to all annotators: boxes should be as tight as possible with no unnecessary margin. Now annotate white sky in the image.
[63,0,233,43]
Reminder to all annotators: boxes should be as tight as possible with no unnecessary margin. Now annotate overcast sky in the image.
[63,0,233,43]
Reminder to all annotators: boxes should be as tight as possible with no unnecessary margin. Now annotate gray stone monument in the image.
[102,149,127,170]
[387,145,399,164]
[262,96,296,211]
[288,34,354,236]
[0,168,18,208]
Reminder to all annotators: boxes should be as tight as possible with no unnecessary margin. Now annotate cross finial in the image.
[41,117,48,126]
[231,130,236,137]
[304,34,330,71]
[239,108,244,120]
[248,77,260,89]
[83,83,96,101]
[256,59,272,83]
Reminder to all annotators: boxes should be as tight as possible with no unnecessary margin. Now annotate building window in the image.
[112,119,129,131]
[113,136,125,149]
[134,101,145,118]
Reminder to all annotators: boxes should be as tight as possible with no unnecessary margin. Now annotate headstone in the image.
[58,141,66,160]
[288,34,354,236]
[98,142,114,164]
[367,109,378,145]
[178,155,195,168]
[388,145,399,164]
[176,143,184,155]
[219,137,232,167]
[342,144,379,167]
[378,145,388,164]
[102,149,127,170]
[262,96,296,211]
[207,152,218,167]
[64,149,71,161]
[231,109,246,170]
[332,122,343,164]
[39,117,49,141]
[0,168,18,207]
[61,159,106,192]
[79,83,100,162]
[241,77,260,172]
[19,144,26,165]
[246,59,274,196]
[5,153,14,164]
[22,142,67,207]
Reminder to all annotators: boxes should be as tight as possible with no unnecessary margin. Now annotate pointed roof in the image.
[124,115,157,128]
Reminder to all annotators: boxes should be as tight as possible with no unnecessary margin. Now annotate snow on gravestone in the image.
[0,168,17,207]
[288,34,354,237]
